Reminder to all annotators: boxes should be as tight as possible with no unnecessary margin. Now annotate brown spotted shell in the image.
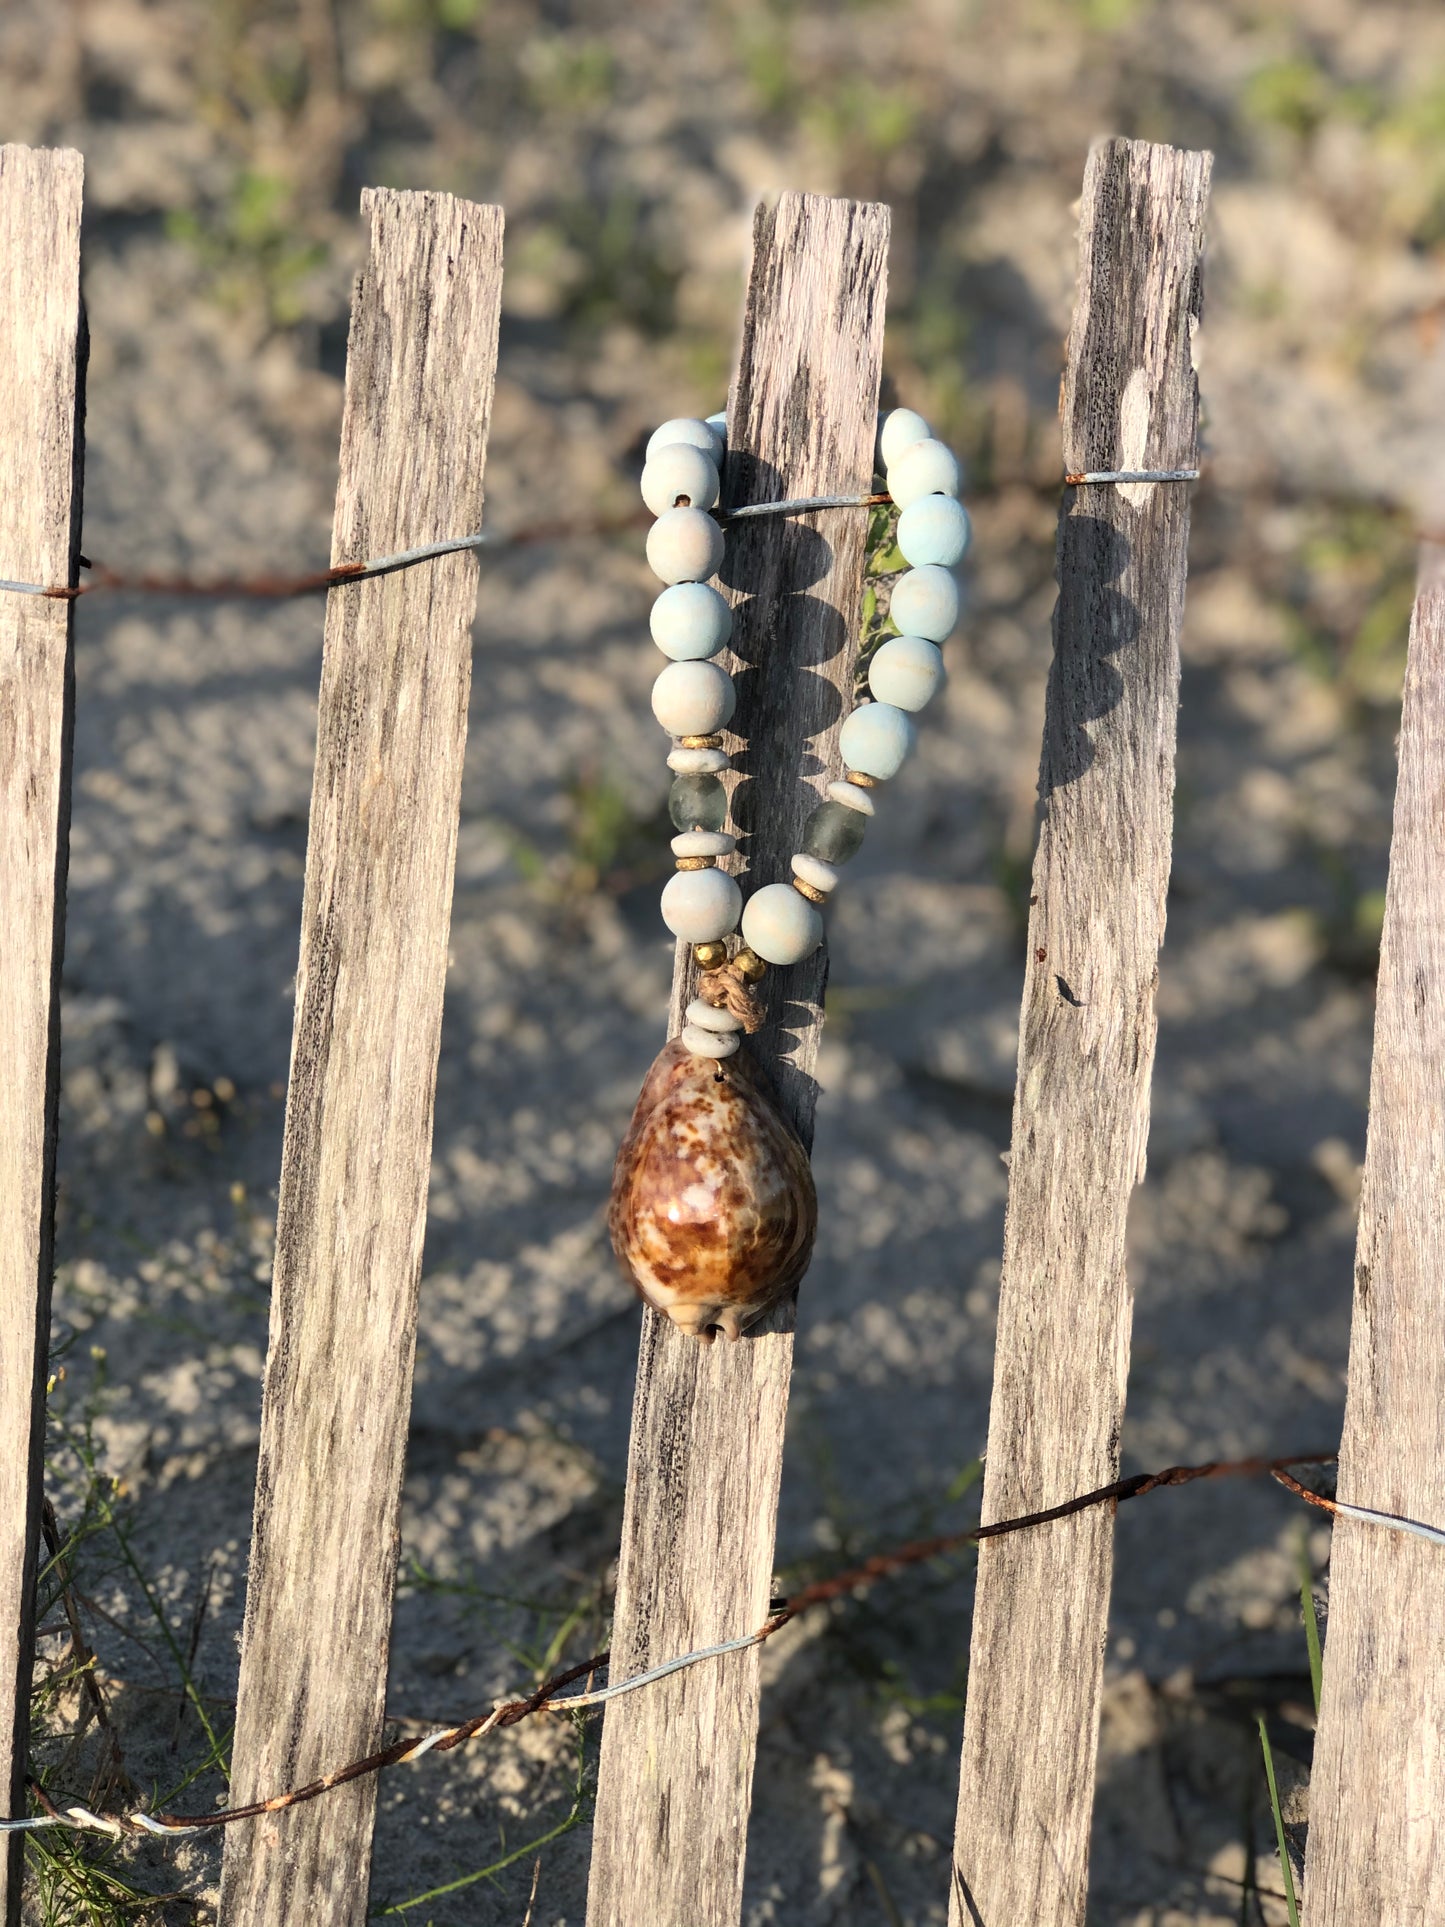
[607,1037,817,1341]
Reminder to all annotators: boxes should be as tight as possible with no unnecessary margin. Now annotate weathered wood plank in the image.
[1302,574,1445,1926]
[0,143,85,1926]
[586,191,890,1927]
[218,189,502,1927]
[948,138,1210,1927]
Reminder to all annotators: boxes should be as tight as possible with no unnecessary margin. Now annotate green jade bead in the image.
[669,771,728,832]
[802,800,866,864]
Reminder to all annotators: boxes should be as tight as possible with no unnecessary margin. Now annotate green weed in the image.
[1256,1715,1301,1927]
[1298,1526,1323,1716]
[167,173,329,328]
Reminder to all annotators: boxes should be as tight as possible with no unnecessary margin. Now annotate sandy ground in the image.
[5,1,1445,1921]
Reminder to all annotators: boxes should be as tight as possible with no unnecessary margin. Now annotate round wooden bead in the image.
[839,702,916,780]
[672,831,734,857]
[869,635,944,712]
[827,778,876,816]
[680,1023,741,1058]
[669,771,728,831]
[741,882,822,965]
[890,565,960,642]
[685,997,744,1033]
[646,507,725,585]
[801,800,866,864]
[647,416,725,463]
[888,437,962,510]
[652,660,735,736]
[651,581,732,661]
[877,407,931,473]
[641,442,719,517]
[791,853,839,894]
[897,494,971,569]
[705,411,728,449]
[667,745,730,773]
[661,866,742,942]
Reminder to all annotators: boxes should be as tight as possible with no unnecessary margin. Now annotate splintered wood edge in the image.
[587,192,889,1927]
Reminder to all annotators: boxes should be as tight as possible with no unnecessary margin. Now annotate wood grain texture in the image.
[0,144,84,1925]
[1303,581,1445,1927]
[217,189,502,1927]
[586,192,889,1927]
[948,139,1210,1927]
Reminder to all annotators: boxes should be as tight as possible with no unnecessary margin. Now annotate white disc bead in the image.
[827,779,876,816]
[888,437,962,510]
[741,882,822,965]
[681,1023,740,1059]
[667,745,730,773]
[661,866,741,942]
[651,581,732,660]
[685,997,744,1033]
[897,494,971,568]
[640,442,719,517]
[869,635,944,712]
[651,659,735,736]
[791,853,839,894]
[671,831,734,857]
[890,565,960,642]
[839,702,916,780]
[646,506,725,585]
[647,416,725,463]
[877,407,931,473]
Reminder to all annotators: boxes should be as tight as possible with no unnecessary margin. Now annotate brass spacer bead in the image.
[733,946,768,983]
[844,770,881,789]
[675,855,716,871]
[791,877,827,905]
[679,733,723,750]
[693,940,729,970]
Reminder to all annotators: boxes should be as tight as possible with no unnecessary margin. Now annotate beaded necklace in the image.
[608,406,970,1341]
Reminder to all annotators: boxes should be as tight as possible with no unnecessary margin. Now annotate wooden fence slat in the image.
[586,191,890,1927]
[947,138,1210,1927]
[0,143,85,1926]
[1302,572,1445,1924]
[217,189,502,1927]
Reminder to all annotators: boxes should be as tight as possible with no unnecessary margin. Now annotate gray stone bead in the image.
[801,800,866,864]
[669,772,728,832]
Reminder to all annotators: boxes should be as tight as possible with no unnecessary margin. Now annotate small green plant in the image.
[27,1356,231,1921]
[1256,1715,1302,1927]
[1298,1525,1323,1715]
[804,79,917,167]
[506,770,672,901]
[1244,57,1333,140]
[373,1721,591,1917]
[167,172,329,328]
[854,499,906,699]
[522,33,616,114]
[539,189,680,341]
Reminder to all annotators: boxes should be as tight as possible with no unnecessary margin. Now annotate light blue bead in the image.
[740,883,822,965]
[647,417,725,463]
[705,411,728,448]
[890,565,959,642]
[888,437,962,509]
[897,495,971,569]
[651,582,733,660]
[877,407,930,473]
[868,635,944,712]
[839,702,916,780]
